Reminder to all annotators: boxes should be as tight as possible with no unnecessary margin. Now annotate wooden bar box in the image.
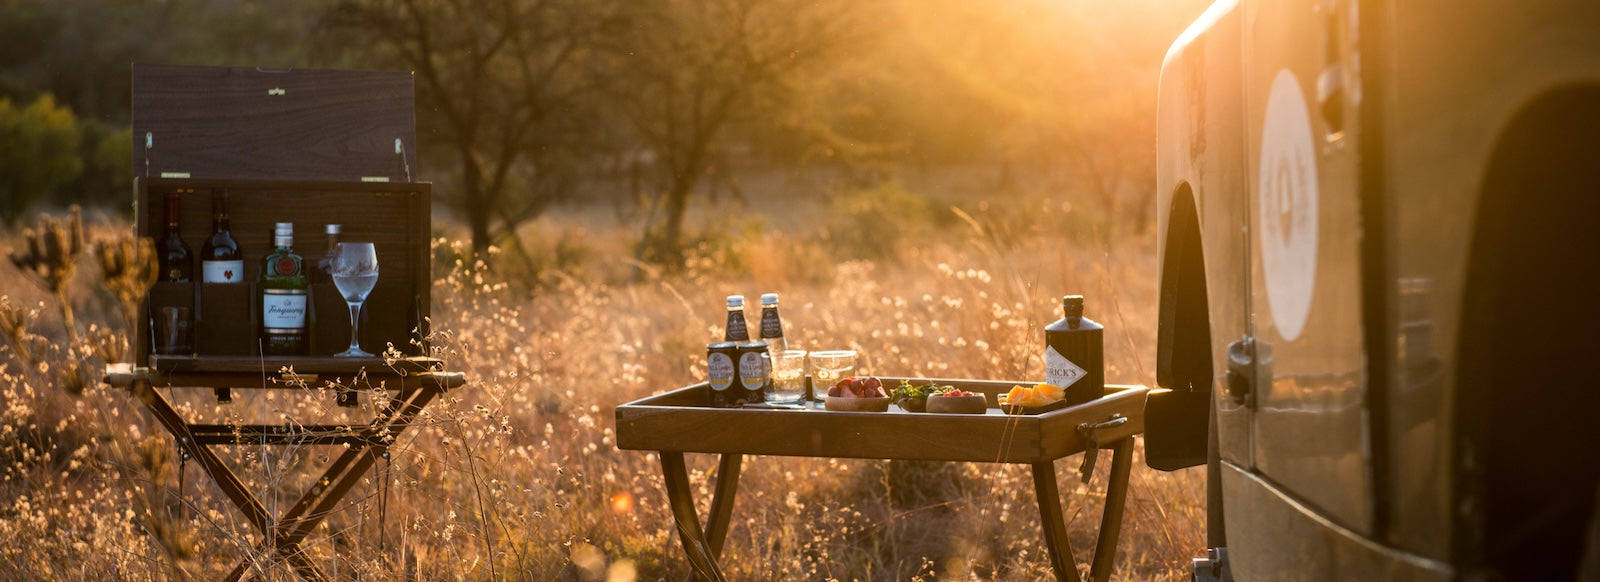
[131,64,431,371]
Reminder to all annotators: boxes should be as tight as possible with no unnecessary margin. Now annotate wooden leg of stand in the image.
[1090,438,1135,582]
[223,546,327,582]
[133,380,273,535]
[1033,461,1084,582]
[277,385,438,546]
[704,453,742,559]
[232,385,439,580]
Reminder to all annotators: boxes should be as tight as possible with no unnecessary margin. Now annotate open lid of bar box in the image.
[132,63,418,183]
[129,64,432,370]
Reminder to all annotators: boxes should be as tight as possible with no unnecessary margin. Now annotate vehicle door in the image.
[1241,0,1371,535]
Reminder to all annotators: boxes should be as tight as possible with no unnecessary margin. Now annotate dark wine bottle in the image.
[157,191,193,282]
[200,189,244,284]
[1043,295,1104,406]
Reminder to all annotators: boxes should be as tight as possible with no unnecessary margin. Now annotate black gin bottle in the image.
[1043,295,1104,406]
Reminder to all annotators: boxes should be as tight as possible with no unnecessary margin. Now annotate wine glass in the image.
[331,242,379,357]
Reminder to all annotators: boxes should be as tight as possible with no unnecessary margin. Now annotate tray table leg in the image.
[1032,460,1085,582]
[705,453,743,558]
[660,451,729,582]
[1089,437,1135,582]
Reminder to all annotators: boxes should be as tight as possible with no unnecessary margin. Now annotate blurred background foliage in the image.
[0,0,1209,261]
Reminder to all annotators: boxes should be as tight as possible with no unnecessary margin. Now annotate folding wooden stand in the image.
[115,64,450,581]
[105,359,464,581]
[616,379,1147,582]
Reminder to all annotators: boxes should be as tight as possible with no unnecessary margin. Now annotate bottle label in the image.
[760,310,784,340]
[1045,345,1088,389]
[708,353,735,391]
[202,260,245,283]
[725,317,749,341]
[261,290,308,329]
[739,351,768,390]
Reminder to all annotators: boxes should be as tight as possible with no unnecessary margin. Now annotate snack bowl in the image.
[825,396,892,412]
[999,398,1069,415]
[927,393,988,414]
[895,396,928,413]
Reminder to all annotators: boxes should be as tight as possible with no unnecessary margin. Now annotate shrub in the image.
[0,95,83,224]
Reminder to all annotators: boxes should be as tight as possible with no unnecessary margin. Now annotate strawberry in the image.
[831,376,885,398]
[857,376,884,397]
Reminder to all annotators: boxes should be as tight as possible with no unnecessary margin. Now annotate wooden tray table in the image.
[616,378,1148,582]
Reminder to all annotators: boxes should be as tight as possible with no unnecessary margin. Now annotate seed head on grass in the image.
[94,233,158,338]
[7,206,85,344]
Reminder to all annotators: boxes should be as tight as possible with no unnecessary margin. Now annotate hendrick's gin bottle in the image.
[1044,294,1104,406]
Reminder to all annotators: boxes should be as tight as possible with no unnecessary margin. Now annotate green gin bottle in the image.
[258,222,309,355]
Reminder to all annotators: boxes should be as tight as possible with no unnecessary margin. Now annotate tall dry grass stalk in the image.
[0,183,1204,580]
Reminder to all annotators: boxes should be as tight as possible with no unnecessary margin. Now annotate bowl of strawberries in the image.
[824,376,891,412]
[926,388,989,414]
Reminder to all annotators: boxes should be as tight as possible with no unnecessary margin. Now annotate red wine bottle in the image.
[158,191,193,282]
[200,189,243,283]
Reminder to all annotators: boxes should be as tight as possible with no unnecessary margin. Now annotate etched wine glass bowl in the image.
[331,242,378,357]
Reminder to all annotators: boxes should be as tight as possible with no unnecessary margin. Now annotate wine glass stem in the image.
[347,300,364,353]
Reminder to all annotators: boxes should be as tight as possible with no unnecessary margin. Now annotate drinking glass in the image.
[331,242,379,357]
[808,349,857,400]
[768,349,809,404]
[154,306,193,355]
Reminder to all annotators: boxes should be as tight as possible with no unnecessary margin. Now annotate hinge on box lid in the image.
[365,139,411,183]
[396,138,412,182]
[145,131,189,178]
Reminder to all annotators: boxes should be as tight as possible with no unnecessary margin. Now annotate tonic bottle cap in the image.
[727,295,744,308]
[326,224,342,235]
[761,293,779,305]
[1063,295,1084,318]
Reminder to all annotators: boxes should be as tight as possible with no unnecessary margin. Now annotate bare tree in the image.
[327,0,626,259]
[603,0,857,262]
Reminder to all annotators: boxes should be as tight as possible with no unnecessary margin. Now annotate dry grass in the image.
[0,177,1205,580]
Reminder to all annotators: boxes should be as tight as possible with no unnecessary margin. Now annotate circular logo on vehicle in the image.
[1258,69,1318,342]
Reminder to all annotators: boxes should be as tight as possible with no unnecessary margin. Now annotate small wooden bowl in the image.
[824,396,891,412]
[926,394,988,414]
[1000,398,1069,415]
[895,396,928,413]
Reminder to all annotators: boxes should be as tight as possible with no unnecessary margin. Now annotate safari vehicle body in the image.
[1150,0,1600,579]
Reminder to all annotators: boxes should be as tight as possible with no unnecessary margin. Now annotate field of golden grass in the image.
[0,176,1205,580]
